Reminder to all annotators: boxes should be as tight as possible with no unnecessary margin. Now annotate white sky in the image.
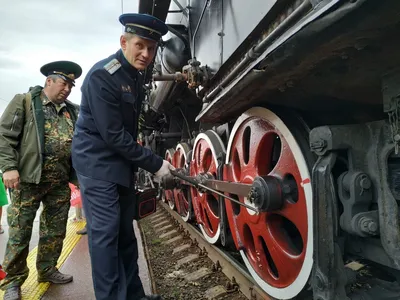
[0,0,139,116]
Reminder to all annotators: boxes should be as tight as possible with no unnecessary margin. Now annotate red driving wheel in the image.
[173,143,192,221]
[224,107,313,299]
[190,130,226,244]
[163,148,176,209]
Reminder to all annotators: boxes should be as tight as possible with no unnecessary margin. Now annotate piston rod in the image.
[170,170,259,213]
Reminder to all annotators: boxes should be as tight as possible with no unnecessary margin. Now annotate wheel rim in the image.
[163,148,176,209]
[173,143,192,221]
[224,107,313,299]
[190,130,226,244]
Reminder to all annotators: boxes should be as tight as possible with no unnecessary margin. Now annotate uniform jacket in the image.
[71,49,163,187]
[0,85,79,184]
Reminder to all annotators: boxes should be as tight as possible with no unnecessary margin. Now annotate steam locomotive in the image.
[136,0,400,299]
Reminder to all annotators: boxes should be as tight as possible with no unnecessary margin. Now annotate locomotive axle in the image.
[161,168,283,213]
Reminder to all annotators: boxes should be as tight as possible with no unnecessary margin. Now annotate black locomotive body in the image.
[136,1,400,299]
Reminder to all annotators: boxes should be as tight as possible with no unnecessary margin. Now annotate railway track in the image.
[141,199,400,300]
[140,201,272,300]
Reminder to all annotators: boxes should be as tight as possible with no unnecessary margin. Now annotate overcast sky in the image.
[0,0,139,116]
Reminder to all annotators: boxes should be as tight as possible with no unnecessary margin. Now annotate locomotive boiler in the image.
[135,0,400,299]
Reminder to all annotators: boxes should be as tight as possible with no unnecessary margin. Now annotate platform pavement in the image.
[1,201,153,299]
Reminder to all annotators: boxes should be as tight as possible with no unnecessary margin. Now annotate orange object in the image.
[69,183,82,208]
[0,264,6,280]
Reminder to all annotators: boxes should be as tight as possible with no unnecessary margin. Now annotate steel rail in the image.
[159,201,271,300]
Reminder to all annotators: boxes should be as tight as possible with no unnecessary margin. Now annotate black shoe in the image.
[37,270,73,284]
[140,295,162,300]
[76,227,87,235]
[3,286,21,300]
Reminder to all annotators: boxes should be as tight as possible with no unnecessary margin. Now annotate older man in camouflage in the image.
[0,61,82,300]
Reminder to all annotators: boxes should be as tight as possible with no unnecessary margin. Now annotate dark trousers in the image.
[77,173,145,300]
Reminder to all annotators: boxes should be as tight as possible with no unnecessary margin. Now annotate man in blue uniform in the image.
[71,13,173,300]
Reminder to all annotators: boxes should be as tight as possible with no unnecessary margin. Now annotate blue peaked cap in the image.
[119,13,168,42]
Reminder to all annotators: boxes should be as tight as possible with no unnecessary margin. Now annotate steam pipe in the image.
[202,0,312,103]
[214,123,230,138]
[192,0,210,58]
[166,25,190,51]
[172,0,187,17]
[153,73,187,82]
[148,132,182,142]
[159,132,182,138]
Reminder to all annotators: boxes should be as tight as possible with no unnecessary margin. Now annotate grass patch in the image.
[152,238,162,245]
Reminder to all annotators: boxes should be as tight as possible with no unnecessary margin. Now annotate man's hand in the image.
[3,170,20,189]
[154,160,175,183]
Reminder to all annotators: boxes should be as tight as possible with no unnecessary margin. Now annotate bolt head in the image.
[282,184,291,194]
[359,176,371,189]
[368,222,378,232]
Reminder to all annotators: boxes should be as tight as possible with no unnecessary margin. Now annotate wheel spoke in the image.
[278,202,308,242]
[264,229,303,284]
[204,199,219,233]
[269,140,295,178]
[231,131,245,181]
[269,143,308,237]
[252,234,278,280]
[246,121,276,175]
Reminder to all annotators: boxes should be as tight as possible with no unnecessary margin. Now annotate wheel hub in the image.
[249,176,283,212]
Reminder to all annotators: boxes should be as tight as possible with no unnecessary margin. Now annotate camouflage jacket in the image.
[0,85,79,185]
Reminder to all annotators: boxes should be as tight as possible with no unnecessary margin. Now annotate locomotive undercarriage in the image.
[138,103,400,300]
[135,0,400,299]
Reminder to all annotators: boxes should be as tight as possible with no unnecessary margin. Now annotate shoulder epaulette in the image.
[103,58,121,75]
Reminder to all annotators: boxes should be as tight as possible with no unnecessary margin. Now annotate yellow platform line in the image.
[0,219,86,299]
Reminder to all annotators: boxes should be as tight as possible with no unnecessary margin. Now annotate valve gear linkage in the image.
[161,169,284,213]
